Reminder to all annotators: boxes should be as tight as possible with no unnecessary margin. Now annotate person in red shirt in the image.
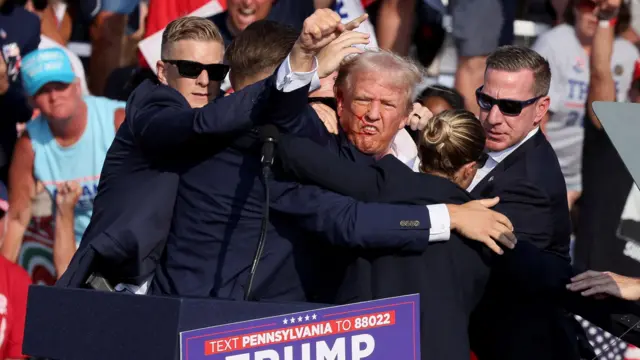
[0,181,31,360]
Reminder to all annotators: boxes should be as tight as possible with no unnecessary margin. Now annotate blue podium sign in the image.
[180,294,420,360]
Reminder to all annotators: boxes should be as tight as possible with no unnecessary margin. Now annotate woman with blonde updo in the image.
[277,109,493,360]
[418,109,487,189]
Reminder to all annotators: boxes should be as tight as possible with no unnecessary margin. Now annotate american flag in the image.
[575,315,639,360]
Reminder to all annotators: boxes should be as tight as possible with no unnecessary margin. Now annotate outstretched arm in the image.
[130,73,311,155]
[270,181,438,251]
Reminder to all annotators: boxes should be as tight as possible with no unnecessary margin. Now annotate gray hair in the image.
[334,50,425,113]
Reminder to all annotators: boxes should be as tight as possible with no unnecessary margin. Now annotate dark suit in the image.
[57,75,294,289]
[468,129,580,360]
[276,131,640,358]
[148,99,437,301]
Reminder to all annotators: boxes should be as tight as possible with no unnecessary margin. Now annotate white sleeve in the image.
[533,36,564,113]
[426,204,451,242]
[276,54,318,93]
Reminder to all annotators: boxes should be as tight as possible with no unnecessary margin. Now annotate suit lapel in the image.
[471,130,545,197]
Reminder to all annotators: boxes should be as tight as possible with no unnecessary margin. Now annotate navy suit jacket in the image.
[57,75,293,288]
[468,130,581,360]
[276,133,640,356]
[149,105,436,302]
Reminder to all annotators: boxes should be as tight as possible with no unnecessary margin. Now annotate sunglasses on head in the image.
[162,60,230,81]
[475,86,542,116]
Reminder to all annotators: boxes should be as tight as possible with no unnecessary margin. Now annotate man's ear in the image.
[464,162,477,176]
[534,95,550,126]
[335,88,344,118]
[156,60,168,85]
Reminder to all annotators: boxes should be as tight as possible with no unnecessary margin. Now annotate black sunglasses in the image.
[475,86,542,116]
[162,60,229,81]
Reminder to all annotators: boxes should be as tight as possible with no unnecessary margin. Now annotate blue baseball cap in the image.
[21,48,76,96]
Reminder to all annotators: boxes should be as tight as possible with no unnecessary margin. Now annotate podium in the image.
[23,285,325,360]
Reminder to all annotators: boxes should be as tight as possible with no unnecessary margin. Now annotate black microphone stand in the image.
[244,127,278,301]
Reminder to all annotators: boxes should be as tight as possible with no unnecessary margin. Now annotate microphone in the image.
[244,125,280,301]
[259,125,279,169]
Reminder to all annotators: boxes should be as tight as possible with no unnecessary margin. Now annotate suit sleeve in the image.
[270,182,432,251]
[492,180,555,250]
[130,74,310,154]
[277,135,386,201]
[487,180,570,293]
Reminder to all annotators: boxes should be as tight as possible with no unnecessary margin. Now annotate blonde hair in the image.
[419,110,486,177]
[334,50,424,113]
[161,16,224,58]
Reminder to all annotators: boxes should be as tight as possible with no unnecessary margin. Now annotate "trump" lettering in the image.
[226,334,375,360]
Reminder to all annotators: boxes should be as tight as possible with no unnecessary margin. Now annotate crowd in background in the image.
[2,0,640,359]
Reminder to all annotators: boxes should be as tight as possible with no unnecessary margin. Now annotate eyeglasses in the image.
[162,60,230,81]
[475,86,542,116]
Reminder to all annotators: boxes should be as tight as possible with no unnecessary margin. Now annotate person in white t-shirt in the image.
[532,0,639,210]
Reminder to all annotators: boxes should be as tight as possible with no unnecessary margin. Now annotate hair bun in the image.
[423,116,452,155]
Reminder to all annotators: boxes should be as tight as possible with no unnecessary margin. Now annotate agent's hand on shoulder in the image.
[447,197,517,255]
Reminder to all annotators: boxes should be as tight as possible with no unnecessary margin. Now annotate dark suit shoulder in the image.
[489,131,571,255]
[375,156,471,205]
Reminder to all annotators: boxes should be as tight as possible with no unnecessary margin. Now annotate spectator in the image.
[76,0,140,95]
[451,0,517,114]
[16,0,91,95]
[405,85,466,143]
[209,0,315,47]
[418,85,466,115]
[24,0,72,45]
[0,253,31,360]
[532,0,638,210]
[0,48,125,276]
[0,181,31,359]
[0,0,41,186]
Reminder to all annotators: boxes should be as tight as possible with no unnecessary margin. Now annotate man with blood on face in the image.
[336,51,421,158]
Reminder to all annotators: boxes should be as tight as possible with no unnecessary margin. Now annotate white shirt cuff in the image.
[426,204,451,242]
[276,54,318,92]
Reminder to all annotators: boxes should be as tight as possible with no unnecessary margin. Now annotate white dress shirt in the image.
[467,127,540,192]
[390,129,451,242]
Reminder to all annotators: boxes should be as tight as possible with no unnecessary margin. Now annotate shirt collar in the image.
[487,127,539,164]
[389,128,419,169]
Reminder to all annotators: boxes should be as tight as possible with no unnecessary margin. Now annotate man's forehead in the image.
[484,68,535,100]
[350,72,404,99]
[164,40,224,61]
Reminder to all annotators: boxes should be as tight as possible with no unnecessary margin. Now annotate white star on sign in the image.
[290,317,296,323]
[283,318,288,325]
[312,314,317,320]
[298,316,303,322]
[305,315,310,321]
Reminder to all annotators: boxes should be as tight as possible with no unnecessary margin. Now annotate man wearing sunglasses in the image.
[57,10,345,292]
[468,45,582,360]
